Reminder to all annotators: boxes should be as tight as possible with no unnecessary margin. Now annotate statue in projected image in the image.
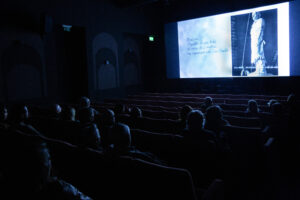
[249,11,267,76]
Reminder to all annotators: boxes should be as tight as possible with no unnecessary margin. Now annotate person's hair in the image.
[1,136,51,192]
[204,97,213,107]
[205,105,223,122]
[247,99,259,113]
[109,123,131,152]
[79,96,91,109]
[180,105,193,121]
[62,106,76,121]
[287,93,296,106]
[130,107,142,118]
[78,107,94,123]
[53,104,62,115]
[101,108,115,126]
[267,99,279,109]
[11,104,29,122]
[186,110,205,132]
[0,105,8,121]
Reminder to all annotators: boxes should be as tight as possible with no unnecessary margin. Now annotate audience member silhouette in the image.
[178,105,193,130]
[97,108,116,149]
[0,105,8,129]
[263,102,288,141]
[130,106,143,119]
[107,123,164,165]
[286,94,298,137]
[262,101,294,179]
[79,96,99,116]
[245,99,260,117]
[201,97,214,112]
[267,99,279,112]
[79,96,91,109]
[205,105,230,135]
[10,105,41,136]
[286,93,297,124]
[183,110,216,141]
[0,105,8,121]
[0,133,92,199]
[287,93,296,107]
[204,105,232,155]
[49,104,62,119]
[180,110,218,187]
[78,107,101,150]
[61,106,76,122]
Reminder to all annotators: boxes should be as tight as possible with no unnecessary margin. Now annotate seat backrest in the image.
[224,115,261,128]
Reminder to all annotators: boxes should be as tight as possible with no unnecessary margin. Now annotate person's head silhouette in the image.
[187,110,205,132]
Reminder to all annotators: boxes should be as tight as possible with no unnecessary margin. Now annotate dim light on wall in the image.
[62,24,72,32]
[149,35,155,42]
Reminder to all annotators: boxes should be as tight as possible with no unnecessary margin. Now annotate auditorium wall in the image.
[0,0,162,103]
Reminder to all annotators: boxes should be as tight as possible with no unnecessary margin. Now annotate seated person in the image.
[78,107,101,150]
[245,99,260,117]
[96,108,115,148]
[0,105,9,129]
[204,105,232,153]
[180,110,218,187]
[130,106,143,119]
[267,99,279,112]
[78,96,99,116]
[263,102,288,139]
[287,93,296,107]
[0,133,92,199]
[201,97,214,112]
[106,123,165,165]
[178,105,193,130]
[61,106,76,122]
[257,99,278,128]
[50,104,62,119]
[182,110,216,142]
[286,93,298,122]
[205,105,229,136]
[9,105,41,136]
[79,96,91,109]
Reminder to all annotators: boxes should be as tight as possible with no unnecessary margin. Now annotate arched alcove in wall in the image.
[93,33,119,90]
[96,48,117,90]
[123,37,141,86]
[1,41,44,101]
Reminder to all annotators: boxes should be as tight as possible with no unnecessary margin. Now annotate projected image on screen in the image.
[177,3,289,78]
[231,9,278,76]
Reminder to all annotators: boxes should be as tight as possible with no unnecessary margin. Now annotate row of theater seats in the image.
[0,128,198,200]
[97,113,262,134]
[27,103,262,192]
[132,109,262,128]
[93,105,268,131]
[96,102,270,117]
[140,93,287,100]
[93,94,267,195]
[127,94,286,105]
[103,98,270,112]
[22,111,224,198]
[2,93,296,199]
[47,137,198,200]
